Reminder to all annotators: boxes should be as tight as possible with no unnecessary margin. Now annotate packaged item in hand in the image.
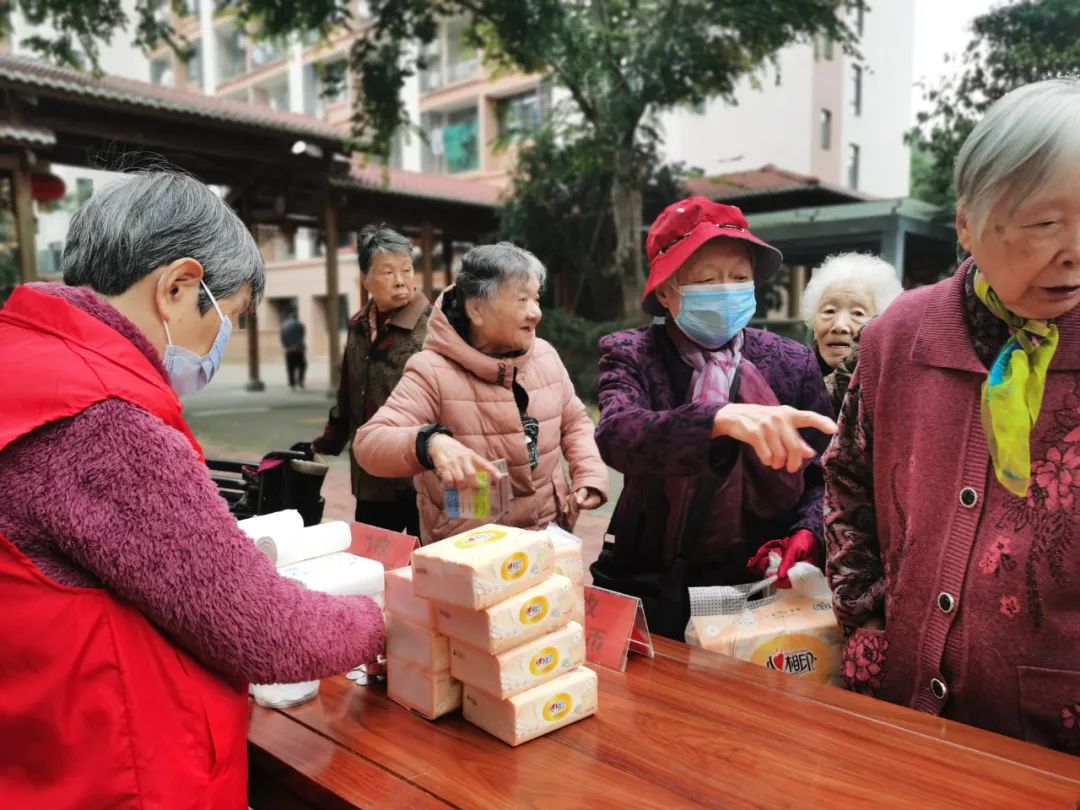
[443,459,512,520]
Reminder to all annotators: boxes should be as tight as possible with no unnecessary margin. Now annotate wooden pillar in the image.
[242,215,265,391]
[788,264,807,320]
[420,220,434,299]
[12,157,36,284]
[442,233,454,290]
[244,306,265,391]
[325,199,342,390]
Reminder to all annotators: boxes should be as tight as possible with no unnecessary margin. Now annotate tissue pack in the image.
[450,621,585,699]
[387,618,450,673]
[411,524,554,609]
[463,666,598,747]
[435,574,574,654]
[385,566,436,629]
[386,657,462,720]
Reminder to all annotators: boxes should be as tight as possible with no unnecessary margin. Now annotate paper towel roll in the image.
[269,521,352,569]
[253,536,278,564]
[238,510,304,543]
[251,680,320,709]
[280,552,385,604]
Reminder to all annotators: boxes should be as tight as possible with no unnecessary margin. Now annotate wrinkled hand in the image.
[428,434,503,491]
[565,487,603,527]
[746,529,817,588]
[713,404,837,472]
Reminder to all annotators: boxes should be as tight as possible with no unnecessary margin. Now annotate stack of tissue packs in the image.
[388,524,597,745]
[238,510,385,708]
[384,565,461,719]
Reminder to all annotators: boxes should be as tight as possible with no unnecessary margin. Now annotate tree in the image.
[4,0,861,319]
[351,1,860,318]
[909,0,1080,209]
[497,129,695,321]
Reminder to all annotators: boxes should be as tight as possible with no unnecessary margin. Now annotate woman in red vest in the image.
[824,78,1080,752]
[0,172,385,808]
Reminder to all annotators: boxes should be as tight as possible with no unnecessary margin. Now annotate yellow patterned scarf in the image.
[972,269,1059,497]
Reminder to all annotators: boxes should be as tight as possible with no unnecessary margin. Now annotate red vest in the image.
[0,287,248,809]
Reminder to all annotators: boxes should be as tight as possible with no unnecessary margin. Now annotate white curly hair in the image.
[800,252,903,326]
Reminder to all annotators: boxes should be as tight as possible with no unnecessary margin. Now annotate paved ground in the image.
[188,362,619,569]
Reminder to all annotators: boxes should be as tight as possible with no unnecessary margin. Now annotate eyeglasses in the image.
[653,222,748,257]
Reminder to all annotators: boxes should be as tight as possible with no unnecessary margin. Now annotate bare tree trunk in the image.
[611,148,644,319]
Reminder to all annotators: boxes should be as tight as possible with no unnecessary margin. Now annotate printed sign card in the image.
[583,585,654,672]
[349,522,419,570]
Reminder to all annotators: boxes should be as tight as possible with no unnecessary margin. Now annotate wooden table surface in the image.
[248,638,1080,809]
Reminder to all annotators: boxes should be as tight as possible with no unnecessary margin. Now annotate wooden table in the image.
[248,638,1080,809]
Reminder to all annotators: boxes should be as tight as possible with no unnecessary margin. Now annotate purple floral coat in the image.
[593,324,833,602]
[824,264,1080,753]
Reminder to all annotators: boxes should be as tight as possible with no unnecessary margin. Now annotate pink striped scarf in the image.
[670,324,744,404]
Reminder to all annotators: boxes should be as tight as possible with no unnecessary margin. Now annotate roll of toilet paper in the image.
[253,536,278,564]
[251,680,320,709]
[267,521,352,569]
[238,510,304,543]
[280,552,385,605]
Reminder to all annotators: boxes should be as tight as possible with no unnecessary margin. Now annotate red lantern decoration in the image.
[31,172,66,203]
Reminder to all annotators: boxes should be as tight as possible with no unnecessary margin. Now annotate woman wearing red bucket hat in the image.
[590,197,837,639]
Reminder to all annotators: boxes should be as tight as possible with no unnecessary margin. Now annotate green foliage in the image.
[497,129,694,321]
[11,0,861,317]
[908,0,1080,208]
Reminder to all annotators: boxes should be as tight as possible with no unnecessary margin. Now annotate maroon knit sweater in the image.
[0,283,385,684]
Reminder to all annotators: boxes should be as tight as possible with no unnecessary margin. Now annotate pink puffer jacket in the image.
[354,295,608,543]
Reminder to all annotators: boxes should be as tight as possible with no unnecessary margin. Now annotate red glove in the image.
[746,529,818,588]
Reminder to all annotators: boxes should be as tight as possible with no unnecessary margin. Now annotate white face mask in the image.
[162,279,232,396]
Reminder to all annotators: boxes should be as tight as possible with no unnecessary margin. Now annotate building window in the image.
[444,16,478,84]
[216,25,247,84]
[818,36,834,61]
[496,87,549,141]
[270,297,299,326]
[150,55,173,86]
[253,76,290,111]
[420,16,478,93]
[303,60,348,117]
[847,143,861,189]
[186,41,203,87]
[250,37,286,69]
[819,109,832,150]
[852,65,863,116]
[421,106,479,174]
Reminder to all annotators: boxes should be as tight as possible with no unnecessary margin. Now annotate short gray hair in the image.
[357,224,412,274]
[62,171,264,313]
[801,252,902,325]
[456,242,547,301]
[955,77,1080,234]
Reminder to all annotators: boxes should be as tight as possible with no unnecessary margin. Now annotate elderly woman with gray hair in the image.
[355,242,608,543]
[313,224,430,536]
[801,252,903,411]
[0,172,385,806]
[824,78,1080,751]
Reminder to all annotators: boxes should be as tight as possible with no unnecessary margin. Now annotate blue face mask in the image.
[673,282,756,350]
[162,279,232,396]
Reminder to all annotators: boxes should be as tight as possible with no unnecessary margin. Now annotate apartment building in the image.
[660,0,915,198]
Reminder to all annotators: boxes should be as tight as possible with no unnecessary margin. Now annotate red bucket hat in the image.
[642,197,783,316]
